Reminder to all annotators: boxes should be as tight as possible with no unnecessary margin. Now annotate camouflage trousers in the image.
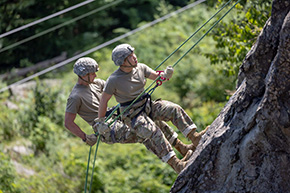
[118,98,188,146]
[96,117,176,145]
[150,99,197,138]
[95,98,196,162]
[94,112,175,162]
[96,118,142,144]
[119,99,176,162]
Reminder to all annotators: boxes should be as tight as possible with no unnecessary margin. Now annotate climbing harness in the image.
[84,0,242,192]
[105,105,120,118]
[119,82,160,128]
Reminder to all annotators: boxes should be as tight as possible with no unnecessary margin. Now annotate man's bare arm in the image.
[98,92,112,118]
[64,112,86,140]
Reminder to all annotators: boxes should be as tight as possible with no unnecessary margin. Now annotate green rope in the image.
[172,0,241,69]
[85,0,241,191]
[103,0,233,122]
[84,136,100,193]
[154,0,233,71]
[84,146,92,193]
[106,0,240,126]
[89,136,101,193]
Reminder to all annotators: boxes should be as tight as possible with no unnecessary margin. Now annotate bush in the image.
[0,152,21,193]
[29,116,65,154]
[0,104,20,141]
[188,101,225,130]
[15,80,67,153]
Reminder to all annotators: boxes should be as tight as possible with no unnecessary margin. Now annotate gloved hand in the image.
[85,134,98,146]
[93,117,110,135]
[162,66,174,80]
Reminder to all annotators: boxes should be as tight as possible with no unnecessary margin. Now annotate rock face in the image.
[171,1,290,192]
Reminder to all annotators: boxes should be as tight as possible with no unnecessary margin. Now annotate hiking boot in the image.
[181,150,193,162]
[187,126,209,148]
[174,139,196,157]
[167,155,190,174]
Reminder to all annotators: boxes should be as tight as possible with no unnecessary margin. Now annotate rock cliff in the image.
[171,1,290,192]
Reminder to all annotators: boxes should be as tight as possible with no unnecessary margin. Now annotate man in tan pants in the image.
[64,57,195,173]
[98,44,208,173]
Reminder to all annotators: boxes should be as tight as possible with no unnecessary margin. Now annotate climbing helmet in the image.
[112,43,135,66]
[73,57,99,76]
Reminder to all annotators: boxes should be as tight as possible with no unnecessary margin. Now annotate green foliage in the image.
[33,80,59,122]
[188,101,225,130]
[15,152,83,193]
[0,104,20,141]
[0,152,21,193]
[94,143,175,193]
[0,0,195,73]
[14,80,67,153]
[22,80,63,126]
[29,116,64,154]
[116,3,236,104]
[0,1,272,192]
[204,0,272,76]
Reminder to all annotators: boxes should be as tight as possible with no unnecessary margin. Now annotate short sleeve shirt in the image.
[104,63,154,103]
[65,78,105,125]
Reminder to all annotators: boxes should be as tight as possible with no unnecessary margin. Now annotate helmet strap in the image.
[128,60,137,67]
[78,75,95,84]
[121,58,136,68]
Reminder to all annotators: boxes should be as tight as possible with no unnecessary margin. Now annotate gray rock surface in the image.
[171,1,290,192]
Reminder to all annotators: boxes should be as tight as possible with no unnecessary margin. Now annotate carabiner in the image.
[156,71,166,86]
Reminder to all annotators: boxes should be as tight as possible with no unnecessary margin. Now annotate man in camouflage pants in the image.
[64,57,194,166]
[98,43,208,173]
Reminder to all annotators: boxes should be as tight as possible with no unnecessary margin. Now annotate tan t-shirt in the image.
[65,78,105,125]
[104,63,154,103]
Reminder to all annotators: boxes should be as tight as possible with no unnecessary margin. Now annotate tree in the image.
[0,0,192,73]
[171,0,290,192]
[205,0,272,77]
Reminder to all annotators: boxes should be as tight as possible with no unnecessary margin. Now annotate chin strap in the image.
[78,75,96,84]
[128,60,137,67]
[121,58,137,68]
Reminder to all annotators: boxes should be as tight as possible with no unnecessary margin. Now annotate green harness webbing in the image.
[84,0,241,192]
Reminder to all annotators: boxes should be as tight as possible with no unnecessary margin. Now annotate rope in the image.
[84,136,100,193]
[84,146,92,193]
[154,0,233,71]
[89,136,101,193]
[0,0,95,39]
[172,0,241,68]
[105,0,235,125]
[86,0,241,191]
[0,0,125,53]
[0,0,204,94]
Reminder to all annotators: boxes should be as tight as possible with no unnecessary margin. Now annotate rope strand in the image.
[105,0,236,125]
[0,0,125,53]
[89,136,101,193]
[154,0,233,71]
[84,146,92,193]
[85,0,241,191]
[0,0,95,39]
[0,0,204,94]
[172,0,241,69]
